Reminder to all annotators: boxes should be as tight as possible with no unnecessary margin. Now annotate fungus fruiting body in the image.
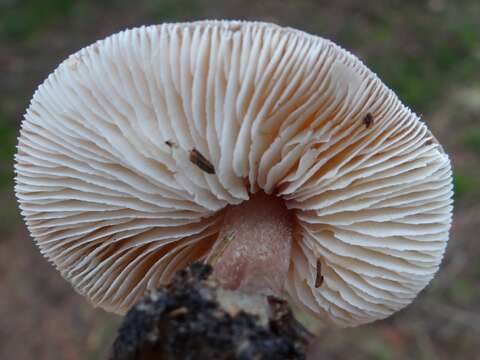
[15,21,453,327]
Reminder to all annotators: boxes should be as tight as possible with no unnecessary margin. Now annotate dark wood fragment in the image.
[189,149,215,174]
[109,263,310,360]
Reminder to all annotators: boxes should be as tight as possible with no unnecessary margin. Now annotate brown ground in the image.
[1,0,479,359]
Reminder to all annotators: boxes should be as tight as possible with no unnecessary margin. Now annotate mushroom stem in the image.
[210,192,294,297]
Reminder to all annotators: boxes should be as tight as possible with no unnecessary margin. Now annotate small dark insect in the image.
[165,140,177,148]
[425,139,433,146]
[363,112,374,129]
[189,148,215,174]
[315,258,324,288]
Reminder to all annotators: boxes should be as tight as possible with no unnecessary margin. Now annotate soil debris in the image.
[109,263,311,360]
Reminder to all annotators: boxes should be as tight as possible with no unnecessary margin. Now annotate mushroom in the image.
[15,21,453,327]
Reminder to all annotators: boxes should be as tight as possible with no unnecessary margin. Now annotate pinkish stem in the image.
[211,192,294,297]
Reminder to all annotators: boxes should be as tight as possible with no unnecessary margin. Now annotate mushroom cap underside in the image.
[15,21,453,327]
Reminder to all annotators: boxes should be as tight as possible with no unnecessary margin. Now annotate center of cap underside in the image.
[210,192,295,296]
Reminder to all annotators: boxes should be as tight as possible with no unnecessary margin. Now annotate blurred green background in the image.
[1,0,479,359]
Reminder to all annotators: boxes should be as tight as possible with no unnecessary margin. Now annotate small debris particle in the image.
[67,59,78,71]
[267,296,290,321]
[168,306,189,317]
[227,23,241,32]
[205,233,235,267]
[425,139,433,145]
[189,148,215,174]
[363,113,374,129]
[165,140,177,148]
[315,258,323,288]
